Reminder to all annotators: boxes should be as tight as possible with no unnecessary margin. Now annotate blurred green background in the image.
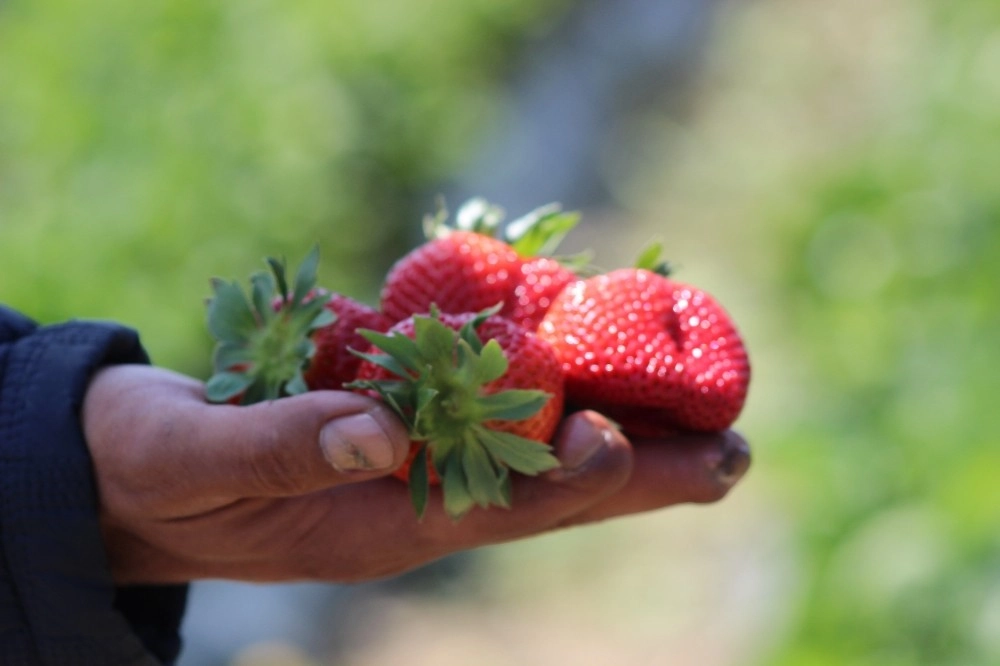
[2,0,999,665]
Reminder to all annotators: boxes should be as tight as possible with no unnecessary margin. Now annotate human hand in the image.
[82,365,750,585]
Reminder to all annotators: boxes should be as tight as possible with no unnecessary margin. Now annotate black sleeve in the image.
[0,305,188,665]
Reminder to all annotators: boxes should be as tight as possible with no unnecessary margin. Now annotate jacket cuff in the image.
[0,318,187,665]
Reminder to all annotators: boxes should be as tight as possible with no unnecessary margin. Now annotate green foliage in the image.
[0,0,570,375]
[754,1,1000,663]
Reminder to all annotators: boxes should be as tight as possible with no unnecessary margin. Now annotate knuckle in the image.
[245,425,305,495]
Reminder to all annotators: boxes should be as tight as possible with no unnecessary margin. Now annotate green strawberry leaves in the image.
[476,427,558,475]
[504,203,580,257]
[203,370,255,403]
[408,447,432,518]
[421,197,584,261]
[460,437,510,511]
[477,390,551,421]
[348,307,560,520]
[205,246,335,404]
[633,239,674,276]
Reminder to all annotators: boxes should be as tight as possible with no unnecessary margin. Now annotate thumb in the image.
[205,390,412,498]
[84,366,412,505]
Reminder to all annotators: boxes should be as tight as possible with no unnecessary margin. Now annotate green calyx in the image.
[347,306,560,520]
[423,197,588,264]
[634,239,674,277]
[205,246,336,405]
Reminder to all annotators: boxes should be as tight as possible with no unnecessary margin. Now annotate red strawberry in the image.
[303,293,391,391]
[512,255,578,331]
[350,307,564,519]
[381,230,522,322]
[380,200,581,331]
[537,267,750,437]
[205,247,387,403]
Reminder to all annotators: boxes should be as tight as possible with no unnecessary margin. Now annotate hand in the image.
[82,365,750,585]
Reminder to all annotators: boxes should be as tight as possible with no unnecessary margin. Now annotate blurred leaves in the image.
[751,1,1000,664]
[0,0,569,374]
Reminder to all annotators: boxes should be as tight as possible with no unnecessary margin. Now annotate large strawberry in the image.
[350,307,564,519]
[380,199,583,331]
[537,265,750,437]
[204,248,389,403]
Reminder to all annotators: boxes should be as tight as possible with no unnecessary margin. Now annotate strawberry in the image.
[303,293,392,391]
[349,307,564,519]
[380,199,583,331]
[204,247,388,403]
[512,255,579,332]
[537,266,750,437]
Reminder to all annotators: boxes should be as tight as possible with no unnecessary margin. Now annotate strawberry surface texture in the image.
[537,268,750,437]
[303,293,392,391]
[380,231,576,331]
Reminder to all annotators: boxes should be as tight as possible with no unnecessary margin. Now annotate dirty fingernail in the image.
[708,432,751,487]
[320,413,395,472]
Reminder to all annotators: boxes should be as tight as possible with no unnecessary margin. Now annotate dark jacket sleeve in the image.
[0,305,188,665]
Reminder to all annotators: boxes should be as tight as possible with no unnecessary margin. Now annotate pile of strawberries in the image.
[206,199,750,518]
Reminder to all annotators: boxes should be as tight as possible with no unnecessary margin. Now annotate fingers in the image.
[266,417,749,582]
[83,366,412,517]
[417,410,637,550]
[105,413,632,583]
[401,422,750,558]
[97,391,751,585]
[562,429,751,525]
[161,410,637,583]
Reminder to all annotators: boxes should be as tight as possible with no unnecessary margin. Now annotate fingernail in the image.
[560,413,623,473]
[707,433,751,487]
[320,413,395,472]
